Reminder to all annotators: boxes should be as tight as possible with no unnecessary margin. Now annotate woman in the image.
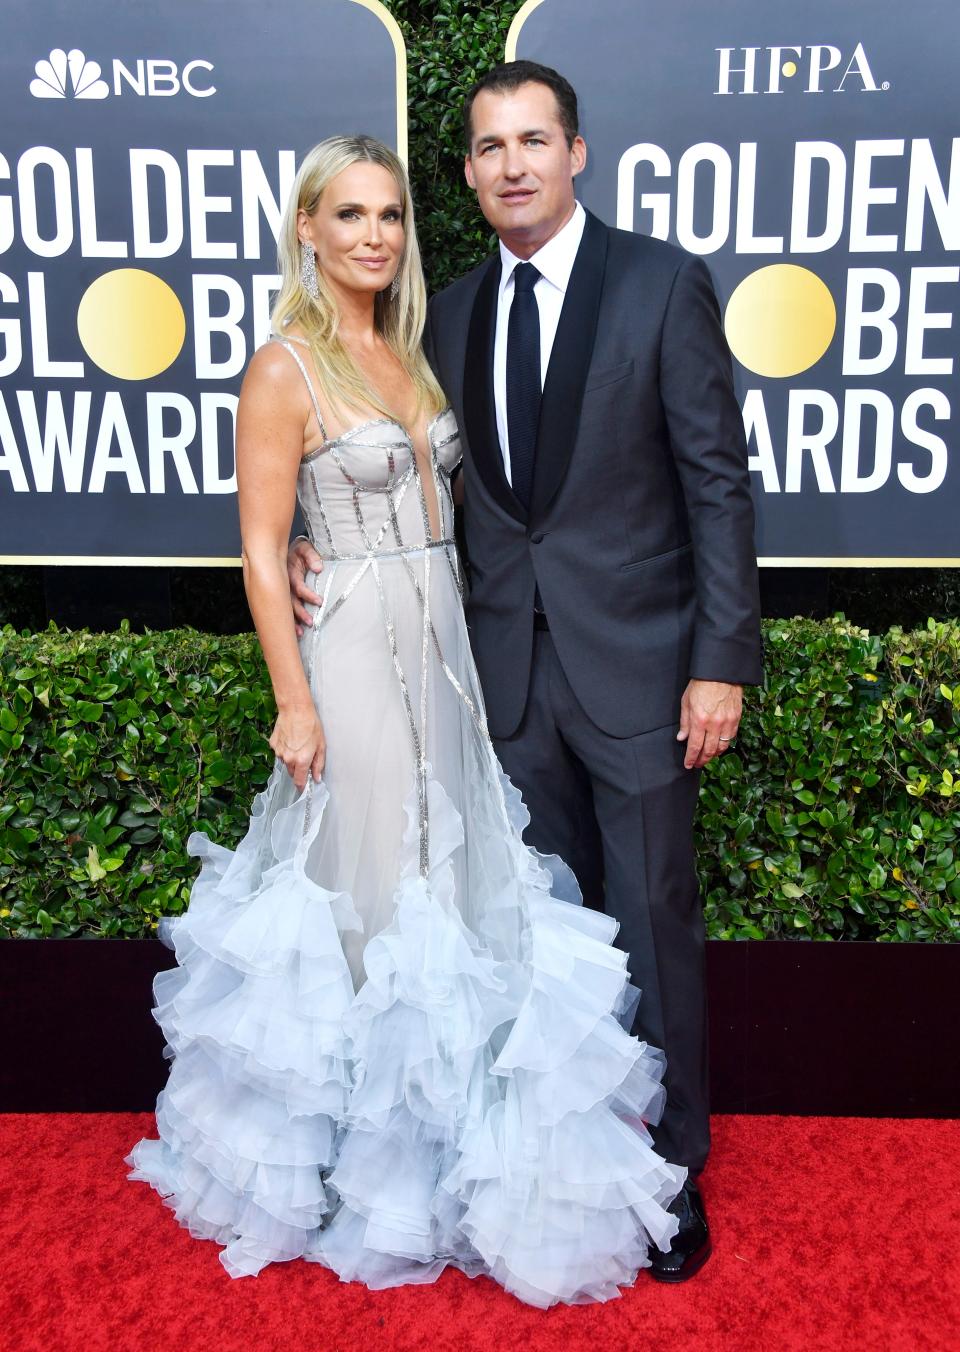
[125,135,685,1307]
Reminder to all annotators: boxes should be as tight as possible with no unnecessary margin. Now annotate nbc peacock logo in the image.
[30,48,109,99]
[28,47,216,98]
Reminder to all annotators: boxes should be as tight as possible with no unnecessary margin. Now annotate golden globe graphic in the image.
[510,0,960,563]
[723,265,836,380]
[0,0,405,563]
[77,271,186,381]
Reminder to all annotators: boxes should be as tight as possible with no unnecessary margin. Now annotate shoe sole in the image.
[648,1241,713,1284]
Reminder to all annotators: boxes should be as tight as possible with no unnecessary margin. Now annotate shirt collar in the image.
[498,200,586,296]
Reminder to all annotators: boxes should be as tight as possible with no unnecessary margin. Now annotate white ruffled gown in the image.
[125,334,686,1307]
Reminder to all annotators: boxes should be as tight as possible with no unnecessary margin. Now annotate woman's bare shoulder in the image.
[243,337,308,397]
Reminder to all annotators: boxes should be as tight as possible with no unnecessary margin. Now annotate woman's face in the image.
[299,161,405,300]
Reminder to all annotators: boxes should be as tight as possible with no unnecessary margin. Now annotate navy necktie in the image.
[506,262,541,511]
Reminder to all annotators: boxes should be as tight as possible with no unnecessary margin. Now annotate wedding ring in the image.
[718,736,731,742]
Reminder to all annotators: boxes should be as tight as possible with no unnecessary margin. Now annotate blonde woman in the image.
[126,135,684,1307]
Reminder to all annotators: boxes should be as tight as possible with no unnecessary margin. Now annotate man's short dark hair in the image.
[463,61,579,152]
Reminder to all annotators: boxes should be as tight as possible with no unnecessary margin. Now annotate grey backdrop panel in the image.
[512,0,959,562]
[0,0,402,562]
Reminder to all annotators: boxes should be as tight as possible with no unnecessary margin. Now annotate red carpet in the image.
[1,1114,956,1352]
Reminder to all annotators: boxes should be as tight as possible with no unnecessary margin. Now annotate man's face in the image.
[464,82,586,257]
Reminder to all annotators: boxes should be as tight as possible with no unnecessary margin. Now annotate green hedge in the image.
[1,617,958,941]
[391,0,518,290]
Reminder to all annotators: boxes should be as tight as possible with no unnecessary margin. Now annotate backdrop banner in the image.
[509,0,960,564]
[0,0,404,564]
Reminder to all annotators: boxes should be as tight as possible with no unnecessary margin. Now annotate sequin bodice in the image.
[296,409,461,561]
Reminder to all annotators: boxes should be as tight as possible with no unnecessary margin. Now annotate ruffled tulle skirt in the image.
[126,556,686,1307]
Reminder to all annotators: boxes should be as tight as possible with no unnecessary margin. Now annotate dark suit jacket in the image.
[423,208,762,740]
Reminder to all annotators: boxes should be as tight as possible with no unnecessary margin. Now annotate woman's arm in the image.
[237,344,325,790]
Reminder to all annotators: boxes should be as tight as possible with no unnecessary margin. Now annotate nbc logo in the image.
[28,47,215,99]
[31,48,109,99]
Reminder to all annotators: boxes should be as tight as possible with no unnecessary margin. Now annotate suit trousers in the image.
[491,630,710,1176]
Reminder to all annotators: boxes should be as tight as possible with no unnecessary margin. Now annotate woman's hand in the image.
[269,706,326,790]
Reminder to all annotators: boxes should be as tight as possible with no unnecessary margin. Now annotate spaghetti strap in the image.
[270,333,328,444]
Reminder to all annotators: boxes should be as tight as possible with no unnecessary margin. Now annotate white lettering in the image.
[17,147,73,258]
[192,275,246,378]
[87,392,145,494]
[785,390,838,492]
[716,48,760,96]
[898,389,949,493]
[836,42,880,93]
[146,393,199,493]
[182,60,216,97]
[0,393,29,491]
[743,389,780,492]
[790,142,846,253]
[806,45,842,94]
[147,60,180,97]
[251,273,281,350]
[840,390,893,492]
[27,273,84,378]
[904,267,958,376]
[616,143,671,235]
[676,143,731,254]
[0,153,13,254]
[187,150,237,259]
[200,393,238,493]
[736,143,784,252]
[842,269,900,376]
[113,60,145,97]
[766,47,802,95]
[76,148,128,258]
[240,150,296,260]
[904,139,960,252]
[849,141,903,251]
[0,272,21,378]
[129,150,184,259]
[17,390,91,492]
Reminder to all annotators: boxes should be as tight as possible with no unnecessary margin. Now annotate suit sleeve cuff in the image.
[689,635,764,686]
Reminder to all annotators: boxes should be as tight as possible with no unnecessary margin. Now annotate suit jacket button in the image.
[529,531,544,544]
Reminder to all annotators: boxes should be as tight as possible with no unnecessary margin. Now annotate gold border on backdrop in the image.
[505,0,545,61]
[500,0,956,569]
[351,0,408,164]
[2,555,957,568]
[758,558,960,568]
[2,0,408,568]
[0,556,242,567]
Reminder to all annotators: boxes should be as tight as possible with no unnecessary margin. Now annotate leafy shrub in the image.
[1,617,958,941]
[0,625,272,939]
[390,0,516,290]
[698,617,960,941]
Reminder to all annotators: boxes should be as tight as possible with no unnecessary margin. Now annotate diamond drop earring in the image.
[300,239,320,300]
[390,270,400,302]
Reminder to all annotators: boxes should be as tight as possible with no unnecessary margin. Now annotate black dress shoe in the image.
[648,1180,712,1283]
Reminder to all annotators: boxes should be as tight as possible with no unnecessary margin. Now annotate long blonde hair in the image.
[272,135,446,424]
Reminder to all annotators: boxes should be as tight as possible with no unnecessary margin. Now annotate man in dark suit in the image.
[289,61,762,1281]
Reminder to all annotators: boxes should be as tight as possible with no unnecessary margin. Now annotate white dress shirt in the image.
[493,200,586,483]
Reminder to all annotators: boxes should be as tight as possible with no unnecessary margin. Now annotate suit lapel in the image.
[529,210,609,522]
[462,254,527,524]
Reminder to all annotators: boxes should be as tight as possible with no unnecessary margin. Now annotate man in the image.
[288,61,762,1281]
